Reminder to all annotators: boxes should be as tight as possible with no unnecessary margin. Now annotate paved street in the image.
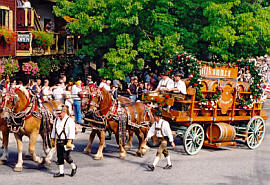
[1,101,270,185]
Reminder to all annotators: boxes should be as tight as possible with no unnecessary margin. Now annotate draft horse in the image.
[1,86,63,171]
[84,88,153,159]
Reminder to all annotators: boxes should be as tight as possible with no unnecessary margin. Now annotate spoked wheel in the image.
[246,116,265,149]
[184,124,204,155]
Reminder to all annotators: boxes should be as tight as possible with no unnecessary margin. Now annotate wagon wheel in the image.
[184,124,204,155]
[246,116,265,149]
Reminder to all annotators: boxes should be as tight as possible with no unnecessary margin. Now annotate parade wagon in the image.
[143,53,268,155]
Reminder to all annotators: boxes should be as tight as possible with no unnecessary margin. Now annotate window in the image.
[0,6,13,30]
[0,9,7,27]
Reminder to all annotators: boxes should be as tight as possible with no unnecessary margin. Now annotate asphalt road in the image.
[1,101,270,185]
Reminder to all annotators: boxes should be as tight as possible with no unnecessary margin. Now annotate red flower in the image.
[235,63,238,67]
[194,83,198,86]
[188,76,191,80]
[169,62,172,65]
[192,72,195,75]
[213,62,216,65]
[170,68,173,71]
[178,55,180,60]
[181,53,184,56]
[257,85,260,88]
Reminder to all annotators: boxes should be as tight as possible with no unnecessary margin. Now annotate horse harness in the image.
[4,89,55,134]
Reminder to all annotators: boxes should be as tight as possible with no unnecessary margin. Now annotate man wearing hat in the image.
[145,110,175,171]
[171,71,187,94]
[155,71,174,92]
[86,76,96,91]
[51,105,77,177]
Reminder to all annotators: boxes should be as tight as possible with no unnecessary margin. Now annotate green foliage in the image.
[37,58,60,77]
[32,30,54,48]
[54,0,270,76]
[53,0,183,79]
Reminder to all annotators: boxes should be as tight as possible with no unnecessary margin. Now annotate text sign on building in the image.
[200,65,238,79]
[17,34,30,43]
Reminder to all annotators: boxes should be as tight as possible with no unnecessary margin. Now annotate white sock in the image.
[59,164,64,174]
[153,156,160,167]
[166,156,172,166]
[71,163,76,169]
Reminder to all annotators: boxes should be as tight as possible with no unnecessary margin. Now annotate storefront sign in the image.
[17,34,30,43]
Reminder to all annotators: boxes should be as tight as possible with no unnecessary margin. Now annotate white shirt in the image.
[42,86,52,101]
[157,77,174,91]
[173,80,187,94]
[99,82,110,91]
[53,86,64,102]
[147,119,174,142]
[51,114,75,140]
[23,2,31,8]
[72,85,82,101]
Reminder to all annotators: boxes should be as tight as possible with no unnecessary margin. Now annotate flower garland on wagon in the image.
[164,52,221,110]
[164,52,263,110]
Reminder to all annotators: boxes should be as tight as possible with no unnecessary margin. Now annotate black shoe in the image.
[71,165,77,177]
[82,127,86,133]
[54,173,64,177]
[147,164,155,171]
[163,164,172,169]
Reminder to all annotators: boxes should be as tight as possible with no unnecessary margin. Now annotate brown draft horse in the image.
[82,95,142,159]
[1,86,63,171]
[85,88,153,159]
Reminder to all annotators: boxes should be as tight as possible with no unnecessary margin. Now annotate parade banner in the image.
[200,65,238,79]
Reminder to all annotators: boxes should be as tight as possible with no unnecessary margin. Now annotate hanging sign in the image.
[200,65,238,79]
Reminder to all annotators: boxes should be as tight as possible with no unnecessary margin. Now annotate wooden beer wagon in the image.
[143,54,268,155]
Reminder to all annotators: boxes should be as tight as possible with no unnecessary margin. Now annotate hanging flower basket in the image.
[22,61,39,76]
[0,26,17,44]
[32,30,54,49]
[0,57,19,77]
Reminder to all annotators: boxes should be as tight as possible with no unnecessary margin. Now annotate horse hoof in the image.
[124,145,132,151]
[0,160,6,165]
[136,151,142,157]
[83,150,90,155]
[93,155,103,160]
[44,158,51,166]
[119,153,126,159]
[13,167,23,172]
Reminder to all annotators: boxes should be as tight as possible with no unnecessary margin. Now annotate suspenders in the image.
[155,120,164,138]
[55,117,70,140]
[160,79,169,88]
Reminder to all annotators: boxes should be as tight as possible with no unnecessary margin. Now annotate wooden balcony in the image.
[16,31,80,56]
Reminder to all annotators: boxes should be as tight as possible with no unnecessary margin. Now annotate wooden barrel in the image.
[206,123,236,142]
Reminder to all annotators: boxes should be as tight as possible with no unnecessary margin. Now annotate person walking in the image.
[72,80,82,124]
[145,110,175,171]
[51,105,77,177]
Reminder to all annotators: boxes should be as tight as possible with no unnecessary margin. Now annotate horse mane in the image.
[14,85,30,99]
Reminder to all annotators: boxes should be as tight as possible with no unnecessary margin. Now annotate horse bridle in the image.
[89,90,117,120]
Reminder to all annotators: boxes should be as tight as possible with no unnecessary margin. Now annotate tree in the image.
[53,0,270,78]
[53,0,182,79]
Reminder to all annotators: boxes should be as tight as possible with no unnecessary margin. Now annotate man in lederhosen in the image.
[145,110,175,171]
[51,105,77,177]
[155,71,174,92]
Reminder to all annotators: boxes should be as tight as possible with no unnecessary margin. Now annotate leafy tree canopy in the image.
[54,0,270,79]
